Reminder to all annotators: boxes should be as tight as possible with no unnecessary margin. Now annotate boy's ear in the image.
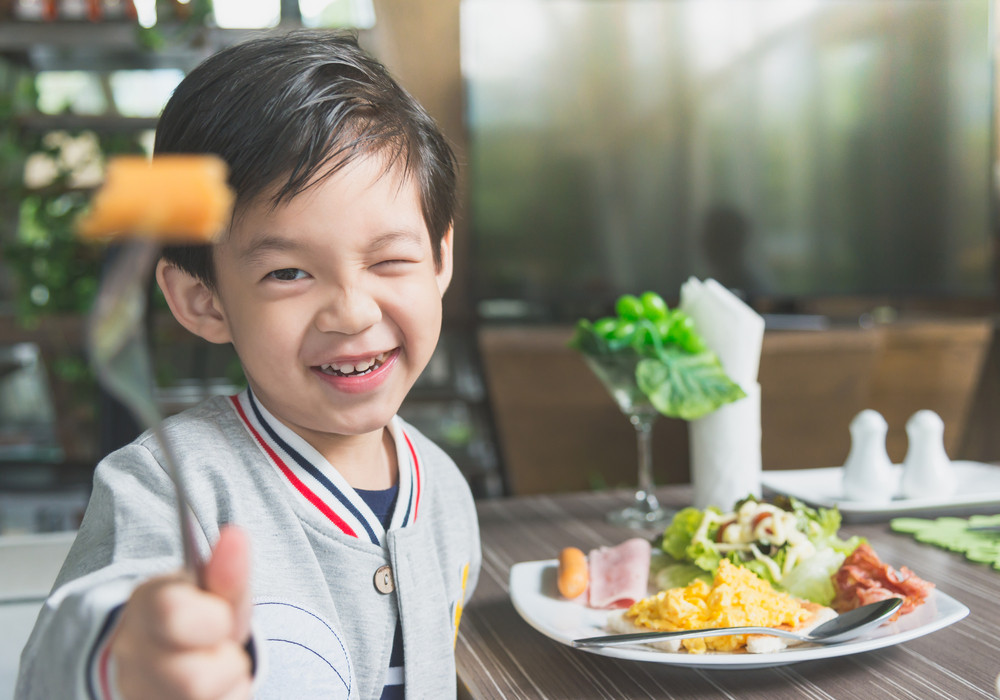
[155,259,232,344]
[435,226,454,296]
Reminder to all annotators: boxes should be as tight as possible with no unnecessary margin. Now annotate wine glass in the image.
[583,351,672,528]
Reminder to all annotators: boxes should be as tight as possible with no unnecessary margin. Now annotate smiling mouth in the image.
[318,351,392,377]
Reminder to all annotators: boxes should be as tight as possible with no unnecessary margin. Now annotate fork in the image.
[88,239,204,584]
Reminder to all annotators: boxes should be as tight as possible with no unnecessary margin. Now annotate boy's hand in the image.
[111,525,253,700]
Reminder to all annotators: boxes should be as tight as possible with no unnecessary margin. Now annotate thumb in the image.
[203,524,252,643]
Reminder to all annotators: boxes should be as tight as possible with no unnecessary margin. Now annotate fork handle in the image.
[155,424,205,586]
[574,625,803,647]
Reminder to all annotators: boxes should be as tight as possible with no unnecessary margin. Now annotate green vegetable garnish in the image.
[569,290,745,420]
[615,293,645,321]
[640,290,670,321]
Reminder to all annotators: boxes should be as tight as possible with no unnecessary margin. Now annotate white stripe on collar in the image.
[229,389,420,547]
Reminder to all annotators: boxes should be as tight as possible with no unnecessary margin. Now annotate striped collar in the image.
[229,388,421,547]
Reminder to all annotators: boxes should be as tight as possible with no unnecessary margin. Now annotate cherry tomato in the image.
[715,520,735,543]
[631,323,655,351]
[640,291,669,321]
[654,318,672,339]
[615,294,644,321]
[751,512,775,537]
[681,332,707,353]
[593,317,618,339]
[667,313,707,353]
[609,320,637,343]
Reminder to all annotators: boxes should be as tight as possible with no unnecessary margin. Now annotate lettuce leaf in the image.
[780,546,847,605]
[788,497,864,555]
[738,556,775,585]
[660,507,706,560]
[661,507,723,572]
[654,563,713,591]
[636,350,746,420]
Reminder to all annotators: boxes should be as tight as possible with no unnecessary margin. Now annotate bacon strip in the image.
[832,543,934,617]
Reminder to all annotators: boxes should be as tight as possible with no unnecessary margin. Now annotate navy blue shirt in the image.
[356,484,404,700]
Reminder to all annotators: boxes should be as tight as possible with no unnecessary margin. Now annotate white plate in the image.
[509,559,969,669]
[760,461,1000,522]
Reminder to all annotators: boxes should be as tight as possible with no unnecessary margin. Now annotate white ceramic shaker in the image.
[899,409,956,499]
[841,409,897,502]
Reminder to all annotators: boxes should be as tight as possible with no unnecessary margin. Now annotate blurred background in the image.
[1,0,999,534]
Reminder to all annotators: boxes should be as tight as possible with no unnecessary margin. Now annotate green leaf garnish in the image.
[569,291,746,420]
[636,349,746,420]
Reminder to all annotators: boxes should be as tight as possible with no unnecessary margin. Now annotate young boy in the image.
[16,30,480,700]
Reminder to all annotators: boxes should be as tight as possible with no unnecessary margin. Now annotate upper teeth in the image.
[321,351,389,375]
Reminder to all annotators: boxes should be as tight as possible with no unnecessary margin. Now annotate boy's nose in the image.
[315,287,382,335]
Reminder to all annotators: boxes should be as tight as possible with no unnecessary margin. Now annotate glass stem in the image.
[630,413,660,514]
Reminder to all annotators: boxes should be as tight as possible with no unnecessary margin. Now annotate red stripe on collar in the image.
[229,395,359,539]
[402,430,421,522]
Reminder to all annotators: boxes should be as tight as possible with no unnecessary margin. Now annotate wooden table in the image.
[456,487,1000,699]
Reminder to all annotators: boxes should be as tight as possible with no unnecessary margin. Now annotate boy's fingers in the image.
[123,576,231,650]
[162,642,253,699]
[203,524,252,643]
[150,581,234,649]
[117,640,252,700]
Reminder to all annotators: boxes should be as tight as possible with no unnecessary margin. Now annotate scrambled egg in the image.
[625,559,808,654]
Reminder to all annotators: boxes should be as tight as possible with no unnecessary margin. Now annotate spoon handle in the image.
[574,625,805,647]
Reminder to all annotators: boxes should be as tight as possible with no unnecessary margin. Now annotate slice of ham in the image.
[588,538,651,609]
[832,543,935,617]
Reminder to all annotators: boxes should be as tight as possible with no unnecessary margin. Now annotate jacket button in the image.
[374,565,395,594]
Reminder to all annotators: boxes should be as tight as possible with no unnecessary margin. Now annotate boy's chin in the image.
[317,408,404,438]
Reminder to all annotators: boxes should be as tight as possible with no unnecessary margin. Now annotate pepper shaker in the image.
[899,410,955,499]
[841,409,896,501]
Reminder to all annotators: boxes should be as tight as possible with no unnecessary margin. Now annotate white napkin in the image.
[679,277,764,387]
[680,277,765,510]
[690,382,762,511]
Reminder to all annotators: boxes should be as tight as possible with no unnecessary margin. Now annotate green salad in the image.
[652,496,865,606]
[568,291,745,420]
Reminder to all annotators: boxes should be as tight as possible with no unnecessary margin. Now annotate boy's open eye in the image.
[267,268,308,282]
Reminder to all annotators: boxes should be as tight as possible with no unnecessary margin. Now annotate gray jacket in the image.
[16,391,481,700]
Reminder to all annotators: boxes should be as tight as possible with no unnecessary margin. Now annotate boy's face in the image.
[204,155,451,446]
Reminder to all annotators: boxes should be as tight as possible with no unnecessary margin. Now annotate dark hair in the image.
[155,30,457,286]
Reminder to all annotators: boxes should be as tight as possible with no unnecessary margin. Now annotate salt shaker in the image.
[900,410,955,499]
[841,409,896,502]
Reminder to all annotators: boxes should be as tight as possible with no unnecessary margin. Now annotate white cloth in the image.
[690,382,762,510]
[679,277,764,387]
[680,277,765,510]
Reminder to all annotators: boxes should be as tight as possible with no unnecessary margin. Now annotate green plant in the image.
[3,131,146,323]
[136,0,215,51]
[0,60,147,461]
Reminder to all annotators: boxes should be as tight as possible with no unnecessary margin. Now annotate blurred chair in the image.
[477,326,689,495]
[869,320,992,463]
[758,329,881,470]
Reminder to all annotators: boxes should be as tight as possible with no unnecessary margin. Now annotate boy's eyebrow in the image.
[236,235,305,263]
[236,229,426,263]
[367,230,426,252]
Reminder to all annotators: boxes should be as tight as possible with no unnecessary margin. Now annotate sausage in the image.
[557,547,589,599]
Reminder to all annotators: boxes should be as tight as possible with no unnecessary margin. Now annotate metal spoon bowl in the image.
[574,597,903,648]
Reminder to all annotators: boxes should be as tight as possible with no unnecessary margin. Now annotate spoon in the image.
[573,597,902,648]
